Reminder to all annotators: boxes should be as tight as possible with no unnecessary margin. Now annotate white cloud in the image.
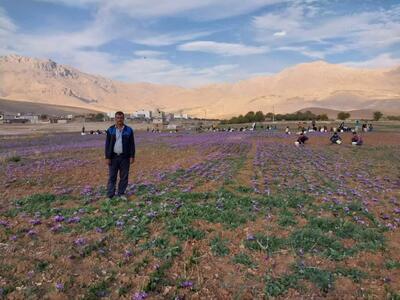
[273,31,286,37]
[277,46,325,59]
[133,31,213,46]
[34,0,100,6]
[65,51,243,86]
[253,2,400,57]
[178,41,268,56]
[0,7,16,32]
[133,50,164,58]
[0,8,18,55]
[36,0,287,21]
[342,53,400,69]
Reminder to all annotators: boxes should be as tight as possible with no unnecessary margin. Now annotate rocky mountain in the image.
[0,54,399,118]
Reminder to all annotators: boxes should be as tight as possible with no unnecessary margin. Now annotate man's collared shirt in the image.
[113,125,124,154]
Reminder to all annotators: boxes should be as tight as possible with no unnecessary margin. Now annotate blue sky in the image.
[1,0,400,86]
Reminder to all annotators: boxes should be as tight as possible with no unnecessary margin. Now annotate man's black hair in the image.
[115,111,124,117]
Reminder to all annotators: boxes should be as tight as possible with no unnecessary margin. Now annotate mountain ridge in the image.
[0,54,399,118]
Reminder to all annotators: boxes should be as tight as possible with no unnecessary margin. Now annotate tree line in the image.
[221,110,388,124]
[220,110,329,124]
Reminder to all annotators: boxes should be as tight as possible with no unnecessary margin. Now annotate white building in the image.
[165,113,174,122]
[17,114,39,124]
[153,118,163,124]
[174,113,189,119]
[106,112,116,119]
[152,108,165,119]
[132,109,152,119]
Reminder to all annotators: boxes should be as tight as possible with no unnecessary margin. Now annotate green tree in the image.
[265,112,274,120]
[95,113,105,121]
[237,115,247,123]
[245,111,255,122]
[254,111,265,122]
[373,111,383,121]
[337,112,350,120]
[318,114,329,121]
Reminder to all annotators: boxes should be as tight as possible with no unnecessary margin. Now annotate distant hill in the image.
[298,107,377,120]
[1,54,399,118]
[0,98,100,116]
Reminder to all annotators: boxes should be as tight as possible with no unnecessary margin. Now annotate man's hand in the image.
[105,158,111,165]
[130,157,135,164]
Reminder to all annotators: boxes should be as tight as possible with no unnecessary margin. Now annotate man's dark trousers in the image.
[107,155,130,198]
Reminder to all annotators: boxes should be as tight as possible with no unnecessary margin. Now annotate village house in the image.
[132,109,152,120]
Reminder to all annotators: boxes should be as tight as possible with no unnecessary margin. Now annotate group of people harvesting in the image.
[329,131,363,146]
[293,123,364,147]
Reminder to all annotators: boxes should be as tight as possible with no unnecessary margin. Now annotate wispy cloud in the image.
[0,7,17,55]
[67,51,243,86]
[133,50,164,58]
[253,1,400,57]
[178,41,268,56]
[133,31,213,46]
[342,53,400,69]
[36,0,287,20]
[1,1,400,86]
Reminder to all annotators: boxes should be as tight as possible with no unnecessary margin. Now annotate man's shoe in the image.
[118,195,128,201]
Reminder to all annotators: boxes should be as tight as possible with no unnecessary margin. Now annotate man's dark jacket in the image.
[105,125,135,159]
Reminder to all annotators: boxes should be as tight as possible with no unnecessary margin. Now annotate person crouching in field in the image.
[295,132,308,146]
[330,131,342,144]
[105,111,135,199]
[351,131,363,146]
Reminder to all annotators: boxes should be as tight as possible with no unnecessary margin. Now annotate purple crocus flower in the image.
[53,215,65,222]
[381,214,390,220]
[180,281,193,288]
[50,224,63,232]
[0,220,9,227]
[95,227,103,233]
[30,219,42,225]
[132,291,148,300]
[81,185,93,196]
[10,235,17,241]
[383,277,391,283]
[124,250,133,258]
[146,211,157,219]
[246,234,256,241]
[386,223,396,230]
[66,216,80,224]
[74,238,86,246]
[27,229,37,236]
[116,220,125,227]
[55,282,64,291]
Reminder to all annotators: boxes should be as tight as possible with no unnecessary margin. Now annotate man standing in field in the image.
[105,111,135,199]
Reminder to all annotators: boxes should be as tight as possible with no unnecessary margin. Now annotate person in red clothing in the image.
[295,132,309,146]
[351,132,363,146]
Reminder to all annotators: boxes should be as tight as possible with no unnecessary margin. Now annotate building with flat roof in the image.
[132,110,152,120]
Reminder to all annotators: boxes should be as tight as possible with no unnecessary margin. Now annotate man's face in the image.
[115,114,124,126]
